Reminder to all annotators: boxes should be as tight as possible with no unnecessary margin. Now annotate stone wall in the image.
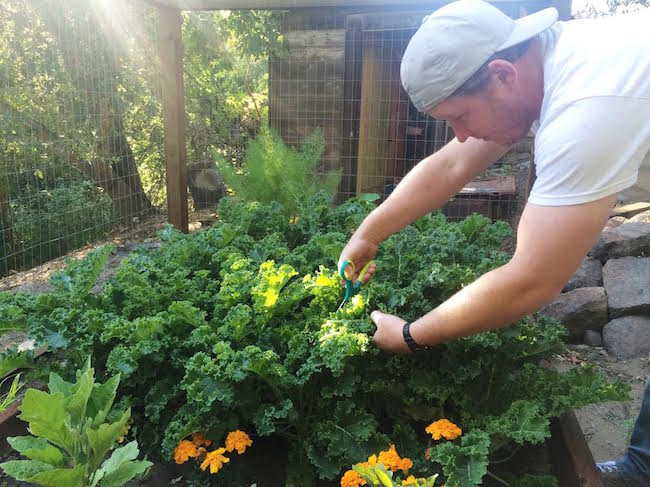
[541,209,650,359]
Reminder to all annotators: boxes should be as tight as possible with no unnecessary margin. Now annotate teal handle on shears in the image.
[339,259,376,301]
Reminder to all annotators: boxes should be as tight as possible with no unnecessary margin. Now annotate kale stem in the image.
[491,446,520,464]
[487,470,509,486]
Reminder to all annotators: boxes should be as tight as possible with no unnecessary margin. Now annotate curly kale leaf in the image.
[430,430,491,487]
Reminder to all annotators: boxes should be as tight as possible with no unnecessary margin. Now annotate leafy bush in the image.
[11,180,113,268]
[0,193,628,486]
[0,357,151,486]
[215,126,341,217]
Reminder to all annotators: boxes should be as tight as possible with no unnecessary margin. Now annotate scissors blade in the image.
[336,298,346,312]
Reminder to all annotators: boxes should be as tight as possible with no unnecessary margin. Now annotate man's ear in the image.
[487,59,518,88]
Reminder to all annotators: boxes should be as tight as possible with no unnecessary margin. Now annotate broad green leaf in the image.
[375,465,394,487]
[85,408,131,465]
[87,374,120,427]
[48,372,73,397]
[66,367,94,426]
[98,440,139,476]
[0,459,54,481]
[18,389,67,449]
[27,464,85,487]
[101,460,152,487]
[0,352,34,379]
[7,436,64,466]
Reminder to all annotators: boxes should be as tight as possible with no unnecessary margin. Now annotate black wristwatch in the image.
[402,322,428,353]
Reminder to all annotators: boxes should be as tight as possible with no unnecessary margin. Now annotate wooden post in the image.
[356,36,392,196]
[158,6,189,233]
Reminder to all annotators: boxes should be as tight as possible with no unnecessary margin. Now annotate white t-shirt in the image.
[528,10,650,206]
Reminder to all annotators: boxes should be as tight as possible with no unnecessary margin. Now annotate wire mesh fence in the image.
[1,1,537,279]
[268,4,535,225]
[0,0,163,277]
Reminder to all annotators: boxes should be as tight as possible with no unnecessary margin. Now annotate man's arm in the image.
[372,194,617,352]
[355,138,509,245]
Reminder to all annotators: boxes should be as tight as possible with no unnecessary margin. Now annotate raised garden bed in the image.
[0,404,602,486]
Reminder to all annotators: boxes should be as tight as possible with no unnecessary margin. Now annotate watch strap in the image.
[402,322,427,353]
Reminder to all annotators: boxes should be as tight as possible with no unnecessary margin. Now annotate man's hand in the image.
[337,235,378,285]
[370,311,410,354]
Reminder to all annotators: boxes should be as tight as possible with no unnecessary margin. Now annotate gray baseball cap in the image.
[401,0,558,113]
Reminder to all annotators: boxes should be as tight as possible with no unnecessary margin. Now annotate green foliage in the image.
[0,193,629,485]
[354,464,438,486]
[0,373,24,413]
[430,430,490,486]
[8,180,113,273]
[216,125,341,216]
[184,10,284,175]
[0,357,151,487]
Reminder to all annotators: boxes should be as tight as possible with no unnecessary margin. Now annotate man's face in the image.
[428,80,534,146]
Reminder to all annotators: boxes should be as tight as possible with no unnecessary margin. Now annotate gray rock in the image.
[603,257,650,318]
[603,216,627,231]
[563,257,603,292]
[628,210,650,224]
[589,223,650,262]
[539,287,608,340]
[583,329,603,347]
[603,315,650,359]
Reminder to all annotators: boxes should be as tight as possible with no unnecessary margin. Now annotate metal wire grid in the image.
[268,5,532,224]
[0,0,162,277]
[0,2,536,278]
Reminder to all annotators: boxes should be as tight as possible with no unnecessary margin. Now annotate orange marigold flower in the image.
[200,447,230,474]
[425,419,462,441]
[377,444,411,472]
[341,469,366,487]
[173,440,199,464]
[397,456,413,471]
[191,433,212,447]
[402,475,418,485]
[225,430,253,454]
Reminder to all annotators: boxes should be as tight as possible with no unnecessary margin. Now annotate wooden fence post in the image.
[158,6,189,233]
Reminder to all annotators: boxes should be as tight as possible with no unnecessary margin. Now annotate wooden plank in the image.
[550,412,604,487]
[611,202,650,218]
[356,39,392,195]
[158,7,189,233]
[459,176,516,196]
[284,29,346,61]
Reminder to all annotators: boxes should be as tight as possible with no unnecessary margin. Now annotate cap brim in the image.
[498,7,558,50]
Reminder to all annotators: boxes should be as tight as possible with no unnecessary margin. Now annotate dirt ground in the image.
[0,206,646,472]
[553,345,649,463]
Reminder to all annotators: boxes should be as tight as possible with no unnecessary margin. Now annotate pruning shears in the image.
[336,259,376,311]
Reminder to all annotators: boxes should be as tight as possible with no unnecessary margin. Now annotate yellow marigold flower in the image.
[377,444,411,472]
[173,440,199,464]
[341,469,366,487]
[191,433,212,447]
[225,430,253,454]
[402,475,418,485]
[425,419,462,441]
[200,447,230,474]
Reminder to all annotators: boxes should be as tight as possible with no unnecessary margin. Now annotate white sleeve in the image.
[529,97,650,206]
